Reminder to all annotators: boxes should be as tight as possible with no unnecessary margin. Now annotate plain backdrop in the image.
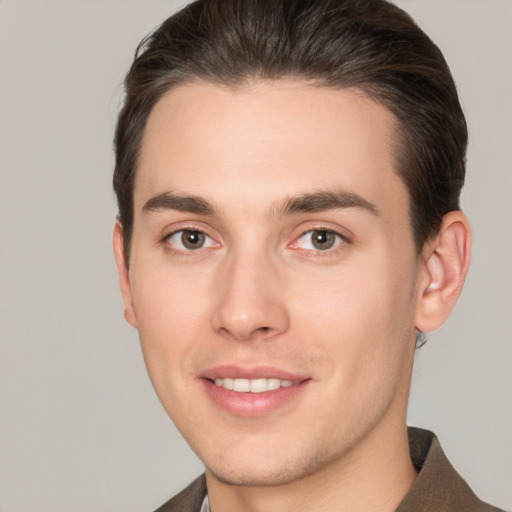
[0,1,511,511]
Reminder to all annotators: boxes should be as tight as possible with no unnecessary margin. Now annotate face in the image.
[117,81,425,486]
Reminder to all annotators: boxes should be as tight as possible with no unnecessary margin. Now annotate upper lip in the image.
[201,365,309,382]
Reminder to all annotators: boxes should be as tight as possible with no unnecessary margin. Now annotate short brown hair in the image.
[113,0,467,261]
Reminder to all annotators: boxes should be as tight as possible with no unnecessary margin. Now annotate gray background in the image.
[0,1,510,510]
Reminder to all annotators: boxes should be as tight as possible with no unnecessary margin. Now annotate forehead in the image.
[135,80,408,219]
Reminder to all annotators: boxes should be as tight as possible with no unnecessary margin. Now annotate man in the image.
[112,1,504,510]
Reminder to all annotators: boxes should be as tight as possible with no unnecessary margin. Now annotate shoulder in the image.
[397,427,505,512]
[154,474,207,512]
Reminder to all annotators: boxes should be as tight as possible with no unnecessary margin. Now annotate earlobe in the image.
[113,221,138,328]
[415,211,471,333]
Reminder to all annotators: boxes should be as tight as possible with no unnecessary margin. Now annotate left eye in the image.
[295,229,344,251]
[166,230,217,251]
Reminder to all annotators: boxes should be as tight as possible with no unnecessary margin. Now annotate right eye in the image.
[165,229,218,251]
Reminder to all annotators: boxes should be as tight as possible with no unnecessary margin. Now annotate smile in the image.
[214,378,296,393]
[202,369,309,416]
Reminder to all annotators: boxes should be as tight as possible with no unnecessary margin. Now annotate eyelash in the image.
[290,228,347,256]
[161,226,348,257]
[162,227,219,256]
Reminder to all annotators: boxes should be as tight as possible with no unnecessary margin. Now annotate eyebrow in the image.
[143,192,215,215]
[275,190,379,217]
[142,189,378,218]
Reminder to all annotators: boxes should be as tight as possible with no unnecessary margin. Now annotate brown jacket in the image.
[155,428,505,512]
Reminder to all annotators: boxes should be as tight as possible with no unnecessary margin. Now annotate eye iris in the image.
[311,230,336,250]
[181,230,205,249]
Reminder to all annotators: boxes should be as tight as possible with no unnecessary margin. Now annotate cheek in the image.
[289,254,417,379]
[290,262,417,437]
[131,254,212,329]
[129,263,212,390]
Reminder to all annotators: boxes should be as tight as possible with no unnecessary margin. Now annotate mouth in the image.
[200,367,310,417]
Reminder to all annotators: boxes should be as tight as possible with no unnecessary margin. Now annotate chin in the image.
[208,465,305,488]
[205,445,333,488]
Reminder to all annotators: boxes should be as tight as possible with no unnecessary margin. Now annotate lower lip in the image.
[201,379,309,417]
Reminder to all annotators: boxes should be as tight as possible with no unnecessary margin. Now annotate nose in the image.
[211,250,290,342]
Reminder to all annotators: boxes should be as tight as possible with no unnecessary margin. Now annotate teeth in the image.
[214,378,295,393]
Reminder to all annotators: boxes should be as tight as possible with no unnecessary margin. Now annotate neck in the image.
[206,419,417,512]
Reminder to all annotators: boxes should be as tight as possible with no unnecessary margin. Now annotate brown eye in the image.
[311,230,337,250]
[166,229,218,252]
[295,229,343,251]
[181,230,206,249]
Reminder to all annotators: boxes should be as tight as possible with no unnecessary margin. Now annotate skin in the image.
[114,81,471,512]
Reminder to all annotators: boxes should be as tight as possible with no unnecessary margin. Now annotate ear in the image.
[415,211,471,333]
[113,221,138,328]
